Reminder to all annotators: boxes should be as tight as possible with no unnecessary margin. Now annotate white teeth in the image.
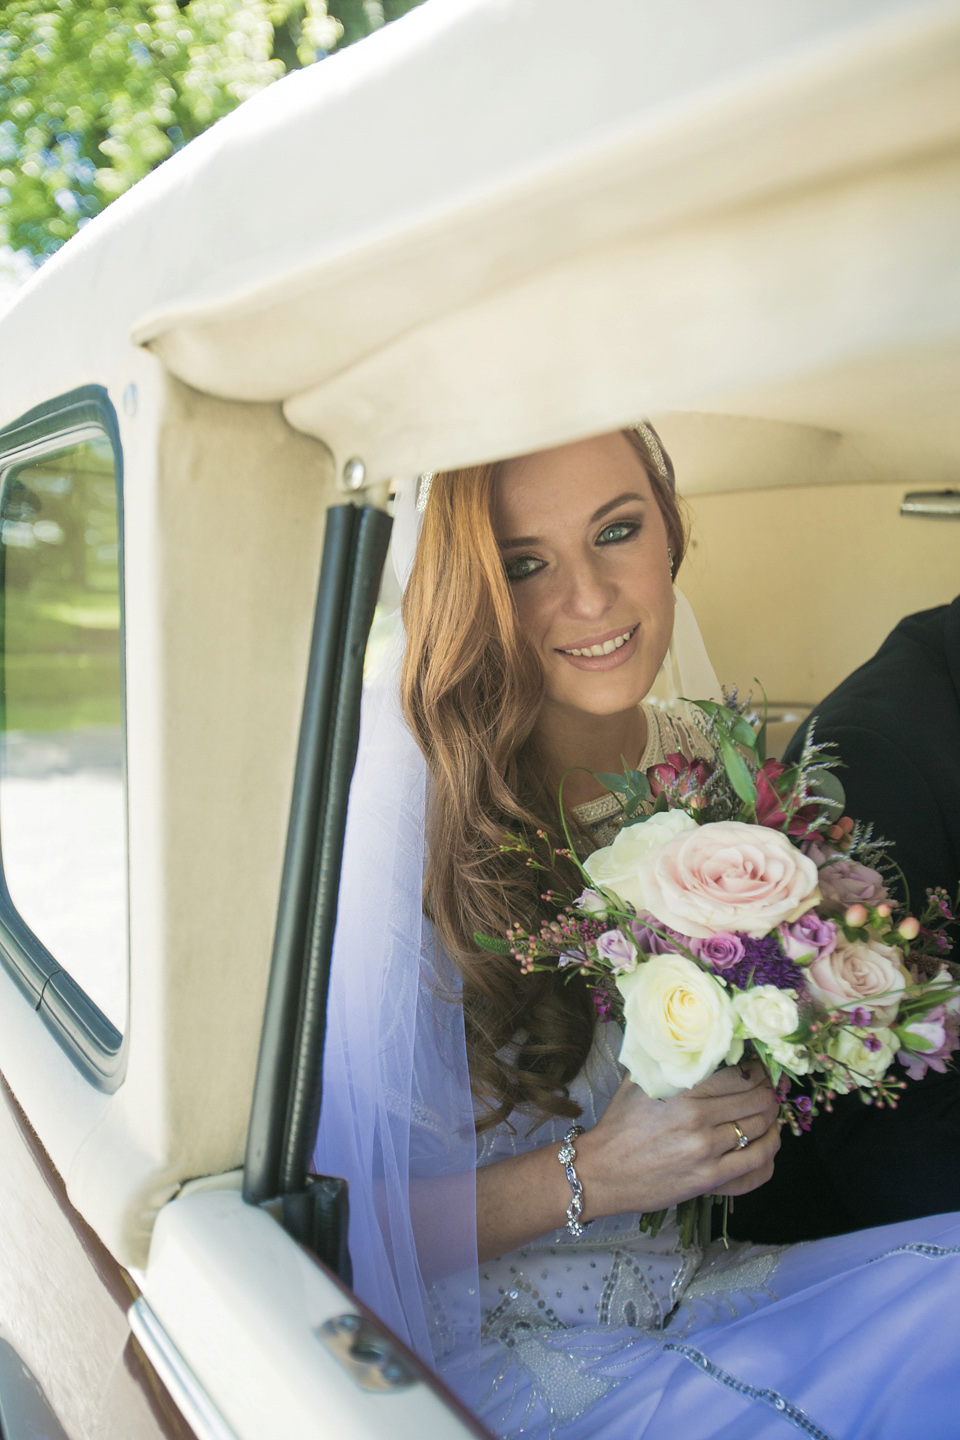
[561,626,634,657]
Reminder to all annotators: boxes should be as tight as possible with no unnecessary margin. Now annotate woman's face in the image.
[493,432,675,719]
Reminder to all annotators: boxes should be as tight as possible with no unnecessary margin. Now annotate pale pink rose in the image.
[806,937,907,1023]
[631,820,820,940]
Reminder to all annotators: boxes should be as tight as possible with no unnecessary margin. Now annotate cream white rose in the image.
[768,1038,812,1075]
[806,938,908,1024]
[616,952,741,1098]
[584,810,697,913]
[826,1027,898,1092]
[627,820,820,939]
[732,985,800,1045]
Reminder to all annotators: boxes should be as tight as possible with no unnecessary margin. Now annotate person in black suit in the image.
[729,595,960,1243]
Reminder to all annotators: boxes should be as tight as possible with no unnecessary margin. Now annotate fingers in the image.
[699,1083,778,1131]
[709,1120,782,1196]
[708,1109,774,1159]
[688,1062,769,1099]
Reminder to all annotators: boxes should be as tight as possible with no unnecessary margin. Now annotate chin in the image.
[552,670,659,718]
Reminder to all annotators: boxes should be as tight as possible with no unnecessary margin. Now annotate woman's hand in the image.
[475,1061,780,1262]
[575,1061,781,1219]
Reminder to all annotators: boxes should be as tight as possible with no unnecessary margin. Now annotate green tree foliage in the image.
[0,0,425,258]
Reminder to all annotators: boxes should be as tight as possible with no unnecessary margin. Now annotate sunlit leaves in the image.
[0,0,426,258]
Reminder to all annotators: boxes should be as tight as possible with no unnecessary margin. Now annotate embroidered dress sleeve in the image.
[639,700,715,769]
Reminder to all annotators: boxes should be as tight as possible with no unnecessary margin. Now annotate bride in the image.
[315,425,959,1439]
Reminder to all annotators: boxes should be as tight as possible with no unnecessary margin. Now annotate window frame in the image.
[0,386,127,1091]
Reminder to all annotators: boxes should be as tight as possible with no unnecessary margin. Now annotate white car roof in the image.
[1,0,959,490]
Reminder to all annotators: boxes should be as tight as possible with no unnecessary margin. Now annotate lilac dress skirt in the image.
[434,1025,960,1440]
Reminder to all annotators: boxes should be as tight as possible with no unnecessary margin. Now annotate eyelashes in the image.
[503,516,644,583]
[596,519,642,545]
[504,554,546,582]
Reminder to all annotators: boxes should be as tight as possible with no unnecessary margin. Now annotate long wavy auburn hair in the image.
[401,429,687,1130]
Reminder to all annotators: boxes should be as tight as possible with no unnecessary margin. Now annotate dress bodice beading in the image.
[571,700,714,848]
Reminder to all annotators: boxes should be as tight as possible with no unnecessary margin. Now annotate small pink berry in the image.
[898,916,921,940]
[845,904,868,928]
[876,903,892,919]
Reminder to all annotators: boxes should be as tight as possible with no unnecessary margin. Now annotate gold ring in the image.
[731,1122,750,1150]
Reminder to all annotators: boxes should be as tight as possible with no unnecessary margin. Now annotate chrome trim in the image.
[317,1313,420,1392]
[128,1297,240,1440]
[900,489,960,518]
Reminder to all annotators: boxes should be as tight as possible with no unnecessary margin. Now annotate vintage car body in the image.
[0,0,956,1435]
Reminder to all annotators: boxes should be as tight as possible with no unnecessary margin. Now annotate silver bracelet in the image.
[558,1124,591,1237]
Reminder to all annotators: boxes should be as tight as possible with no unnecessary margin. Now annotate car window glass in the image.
[0,432,126,1030]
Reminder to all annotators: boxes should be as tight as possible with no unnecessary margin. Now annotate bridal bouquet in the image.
[477,695,960,1246]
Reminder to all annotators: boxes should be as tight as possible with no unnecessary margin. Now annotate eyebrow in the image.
[498,491,647,549]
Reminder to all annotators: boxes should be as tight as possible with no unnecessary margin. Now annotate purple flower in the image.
[792,1094,814,1131]
[817,859,888,912]
[848,1005,872,1026]
[898,1005,960,1081]
[595,928,637,972]
[558,951,584,969]
[695,933,746,971]
[779,912,837,964]
[629,914,693,956]
[802,836,835,867]
[721,934,807,993]
[862,1033,884,1053]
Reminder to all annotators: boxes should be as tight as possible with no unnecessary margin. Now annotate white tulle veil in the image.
[313,436,720,1402]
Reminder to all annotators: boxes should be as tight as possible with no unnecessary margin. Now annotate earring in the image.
[667,545,675,572]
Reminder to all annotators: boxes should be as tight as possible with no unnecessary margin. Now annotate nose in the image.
[561,550,617,622]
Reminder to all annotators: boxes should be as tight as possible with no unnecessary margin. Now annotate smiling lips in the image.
[557,623,639,658]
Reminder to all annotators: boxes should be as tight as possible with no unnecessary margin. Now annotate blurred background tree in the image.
[0,0,426,261]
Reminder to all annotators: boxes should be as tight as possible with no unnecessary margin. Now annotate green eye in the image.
[597,520,639,544]
[504,555,544,582]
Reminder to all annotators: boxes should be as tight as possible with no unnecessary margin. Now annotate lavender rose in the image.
[695,933,746,970]
[595,928,638,973]
[816,858,888,912]
[802,836,835,867]
[576,887,612,917]
[779,912,837,964]
[630,915,693,957]
[898,1005,960,1081]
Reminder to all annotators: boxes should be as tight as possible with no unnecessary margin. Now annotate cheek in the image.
[509,585,549,645]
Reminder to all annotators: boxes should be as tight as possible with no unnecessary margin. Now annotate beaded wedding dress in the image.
[314,477,960,1440]
[315,672,960,1439]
